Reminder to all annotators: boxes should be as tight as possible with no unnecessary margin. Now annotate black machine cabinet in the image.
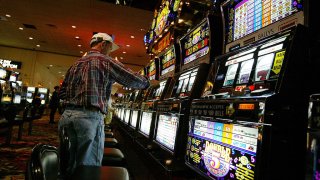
[306,94,320,180]
[186,25,312,180]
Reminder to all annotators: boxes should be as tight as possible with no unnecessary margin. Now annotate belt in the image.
[65,105,100,112]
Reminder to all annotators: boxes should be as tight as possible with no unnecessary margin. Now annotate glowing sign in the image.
[239,103,255,110]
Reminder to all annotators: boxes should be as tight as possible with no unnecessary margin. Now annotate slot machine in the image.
[0,68,11,104]
[134,58,160,147]
[306,94,320,179]
[185,1,310,179]
[135,44,180,150]
[37,87,48,105]
[148,12,223,172]
[26,87,36,103]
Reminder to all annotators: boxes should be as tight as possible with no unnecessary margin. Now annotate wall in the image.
[0,46,77,91]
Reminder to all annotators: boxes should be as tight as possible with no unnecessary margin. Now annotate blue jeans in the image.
[58,108,105,175]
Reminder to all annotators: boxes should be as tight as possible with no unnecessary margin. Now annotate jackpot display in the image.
[224,0,303,43]
[139,112,153,136]
[155,114,179,151]
[160,45,176,77]
[180,20,210,65]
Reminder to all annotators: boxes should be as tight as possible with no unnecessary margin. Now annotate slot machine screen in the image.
[124,109,130,124]
[139,112,153,136]
[27,87,36,92]
[155,114,179,151]
[236,59,254,84]
[224,0,303,43]
[255,53,274,81]
[174,68,198,97]
[186,118,259,179]
[154,80,167,99]
[40,94,45,99]
[38,88,48,94]
[13,94,21,104]
[223,64,239,87]
[11,82,17,89]
[180,19,210,65]
[147,60,157,80]
[120,109,125,121]
[27,92,32,98]
[0,68,8,79]
[160,46,176,76]
[130,110,138,128]
[9,75,17,82]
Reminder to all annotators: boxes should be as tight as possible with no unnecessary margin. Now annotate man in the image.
[49,85,60,124]
[58,32,150,175]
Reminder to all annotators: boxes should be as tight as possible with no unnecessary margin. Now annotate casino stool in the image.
[26,144,59,180]
[102,148,126,167]
[71,165,129,180]
[104,137,119,148]
[105,131,114,138]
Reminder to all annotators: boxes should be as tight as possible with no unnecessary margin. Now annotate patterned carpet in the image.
[0,114,60,180]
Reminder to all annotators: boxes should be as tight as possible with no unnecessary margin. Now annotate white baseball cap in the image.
[90,32,119,52]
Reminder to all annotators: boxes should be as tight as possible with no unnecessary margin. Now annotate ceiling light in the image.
[145,47,148,49]
[75,36,80,39]
[19,27,24,30]
[80,51,83,53]
[140,28,145,31]
[115,57,118,60]
[120,57,123,59]
[78,44,82,47]
[122,51,126,54]
[72,25,76,28]
[36,44,40,47]
[29,37,33,40]
[130,36,135,39]
[5,14,11,18]
[62,75,65,77]
[49,65,53,67]
[126,45,130,47]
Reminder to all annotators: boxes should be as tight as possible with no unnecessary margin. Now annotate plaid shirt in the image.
[59,49,149,114]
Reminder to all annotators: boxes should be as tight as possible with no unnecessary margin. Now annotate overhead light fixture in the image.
[126,45,130,47]
[78,44,82,47]
[130,36,135,39]
[5,14,11,18]
[72,25,76,28]
[19,27,24,30]
[36,44,40,47]
[75,36,80,39]
[49,65,53,67]
[122,51,126,54]
[115,57,118,60]
[80,51,83,53]
[120,57,123,59]
[58,72,61,74]
[29,37,33,40]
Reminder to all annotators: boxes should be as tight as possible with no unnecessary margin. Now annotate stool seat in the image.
[104,138,119,148]
[105,131,114,138]
[102,148,126,167]
[71,165,129,180]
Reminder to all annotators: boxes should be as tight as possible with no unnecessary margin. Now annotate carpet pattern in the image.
[0,114,60,180]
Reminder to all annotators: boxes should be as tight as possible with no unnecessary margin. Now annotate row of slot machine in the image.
[114,0,318,179]
[0,67,49,107]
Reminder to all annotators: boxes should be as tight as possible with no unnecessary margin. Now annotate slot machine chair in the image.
[26,144,59,180]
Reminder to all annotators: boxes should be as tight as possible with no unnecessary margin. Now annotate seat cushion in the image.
[104,138,118,148]
[70,165,129,180]
[100,166,129,180]
[105,131,114,138]
[102,148,126,167]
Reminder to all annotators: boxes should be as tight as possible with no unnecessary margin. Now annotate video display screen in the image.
[224,0,303,43]
[1,94,12,103]
[27,92,33,98]
[139,112,153,136]
[27,87,36,92]
[174,68,198,97]
[38,88,48,94]
[160,46,176,76]
[180,20,210,65]
[9,75,17,82]
[11,82,17,89]
[130,110,138,128]
[154,80,167,99]
[147,60,157,80]
[13,94,21,104]
[155,114,179,151]
[0,68,8,79]
[186,118,259,179]
[120,109,125,121]
[124,109,131,124]
[40,94,45,99]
